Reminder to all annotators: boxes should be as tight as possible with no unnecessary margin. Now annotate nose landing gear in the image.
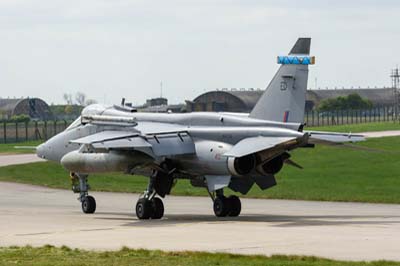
[71,173,96,214]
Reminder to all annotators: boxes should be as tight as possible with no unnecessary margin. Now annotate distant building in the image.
[140,104,186,113]
[145,97,168,107]
[186,90,264,113]
[186,88,394,113]
[135,97,186,113]
[0,98,53,120]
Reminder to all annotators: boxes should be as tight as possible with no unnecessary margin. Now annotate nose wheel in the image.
[82,195,96,214]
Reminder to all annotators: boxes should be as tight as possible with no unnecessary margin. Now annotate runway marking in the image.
[16,232,54,236]
[79,228,114,232]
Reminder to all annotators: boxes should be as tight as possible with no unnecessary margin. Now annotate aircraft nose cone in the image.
[36,143,47,159]
[36,143,45,159]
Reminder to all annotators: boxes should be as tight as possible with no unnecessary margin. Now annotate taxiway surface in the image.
[0,154,44,167]
[1,181,400,261]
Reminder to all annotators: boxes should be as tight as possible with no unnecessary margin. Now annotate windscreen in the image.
[65,116,82,131]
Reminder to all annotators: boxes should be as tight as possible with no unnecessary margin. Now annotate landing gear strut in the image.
[71,173,96,214]
[211,189,241,217]
[135,170,166,220]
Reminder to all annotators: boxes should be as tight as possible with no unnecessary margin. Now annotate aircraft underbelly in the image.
[177,155,230,176]
[174,140,232,176]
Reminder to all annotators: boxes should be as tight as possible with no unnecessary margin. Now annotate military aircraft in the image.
[36,38,363,219]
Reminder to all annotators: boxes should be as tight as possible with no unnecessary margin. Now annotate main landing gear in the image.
[211,189,241,217]
[71,173,96,214]
[136,197,164,220]
[135,168,173,220]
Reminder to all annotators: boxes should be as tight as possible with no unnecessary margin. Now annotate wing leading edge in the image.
[71,130,196,158]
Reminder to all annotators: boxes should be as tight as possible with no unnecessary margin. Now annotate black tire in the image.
[228,195,241,217]
[136,198,153,220]
[151,197,164,219]
[81,196,96,214]
[213,196,229,217]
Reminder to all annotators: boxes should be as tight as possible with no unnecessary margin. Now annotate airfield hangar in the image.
[186,88,395,113]
[0,98,53,120]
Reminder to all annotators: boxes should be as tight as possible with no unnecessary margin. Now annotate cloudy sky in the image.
[0,0,399,105]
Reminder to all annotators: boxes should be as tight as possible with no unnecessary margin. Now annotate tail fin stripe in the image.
[283,111,290,122]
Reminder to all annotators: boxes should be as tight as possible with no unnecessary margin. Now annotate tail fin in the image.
[249,38,312,123]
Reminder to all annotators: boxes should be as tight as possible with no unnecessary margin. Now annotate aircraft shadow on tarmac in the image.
[93,212,400,227]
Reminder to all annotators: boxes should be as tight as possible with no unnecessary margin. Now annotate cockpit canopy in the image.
[65,116,82,131]
[81,104,108,117]
[66,104,109,131]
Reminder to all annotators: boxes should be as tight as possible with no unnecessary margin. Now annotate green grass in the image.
[0,246,398,266]
[307,121,400,133]
[0,160,205,196]
[0,140,41,154]
[1,136,400,203]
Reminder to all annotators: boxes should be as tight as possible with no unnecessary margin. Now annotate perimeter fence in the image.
[0,120,71,144]
[304,106,397,127]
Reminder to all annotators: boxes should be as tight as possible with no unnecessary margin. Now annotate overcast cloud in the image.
[0,0,399,105]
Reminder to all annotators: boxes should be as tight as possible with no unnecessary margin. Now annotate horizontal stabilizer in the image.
[224,136,298,157]
[306,131,365,143]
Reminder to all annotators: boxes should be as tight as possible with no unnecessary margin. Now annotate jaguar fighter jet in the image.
[37,38,363,219]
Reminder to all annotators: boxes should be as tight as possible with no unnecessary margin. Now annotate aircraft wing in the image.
[71,130,195,158]
[223,136,298,157]
[70,130,140,144]
[306,131,365,144]
[134,122,187,135]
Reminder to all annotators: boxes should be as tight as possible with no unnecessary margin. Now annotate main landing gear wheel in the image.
[151,197,164,219]
[81,195,96,214]
[213,194,242,217]
[227,195,241,217]
[213,196,230,217]
[136,197,164,220]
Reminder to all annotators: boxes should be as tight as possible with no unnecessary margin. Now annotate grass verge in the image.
[0,246,398,266]
[0,137,400,203]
